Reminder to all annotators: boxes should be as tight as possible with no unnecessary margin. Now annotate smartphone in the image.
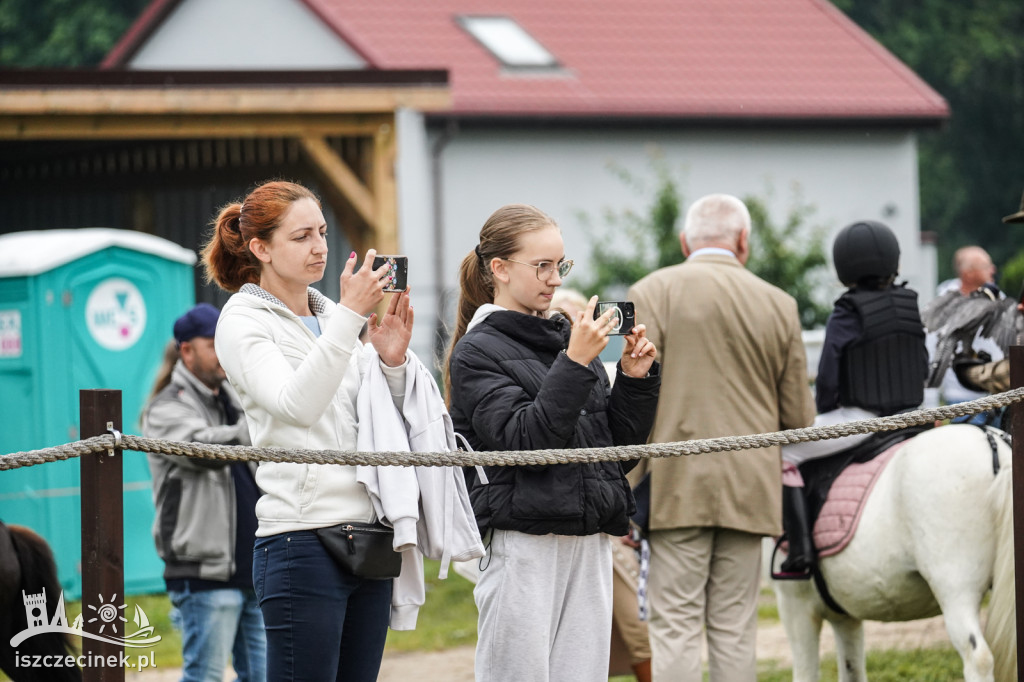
[594,301,636,335]
[372,255,408,292]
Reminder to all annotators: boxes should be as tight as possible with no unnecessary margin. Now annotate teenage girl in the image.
[444,204,661,682]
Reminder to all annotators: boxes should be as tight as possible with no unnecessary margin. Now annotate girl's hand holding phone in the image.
[620,324,656,378]
[566,295,613,367]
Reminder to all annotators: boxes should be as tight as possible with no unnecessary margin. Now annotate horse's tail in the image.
[7,525,82,681]
[984,462,1015,682]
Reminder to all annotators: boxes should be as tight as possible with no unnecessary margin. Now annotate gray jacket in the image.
[143,360,253,582]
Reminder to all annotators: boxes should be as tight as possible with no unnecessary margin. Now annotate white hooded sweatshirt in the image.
[215,284,405,536]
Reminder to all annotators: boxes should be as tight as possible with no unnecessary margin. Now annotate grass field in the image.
[384,560,479,652]
[756,648,966,682]
[2,565,968,680]
[63,593,183,674]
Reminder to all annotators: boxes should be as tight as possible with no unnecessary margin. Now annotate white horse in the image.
[772,424,1016,682]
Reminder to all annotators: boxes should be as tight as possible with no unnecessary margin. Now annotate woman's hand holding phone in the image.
[338,249,390,316]
[620,324,656,378]
[565,295,613,367]
[368,285,413,367]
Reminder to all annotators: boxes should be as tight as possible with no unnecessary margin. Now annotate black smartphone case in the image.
[594,301,635,335]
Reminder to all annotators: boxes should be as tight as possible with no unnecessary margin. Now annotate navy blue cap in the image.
[173,303,220,345]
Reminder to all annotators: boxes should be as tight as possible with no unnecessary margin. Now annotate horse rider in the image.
[776,220,929,578]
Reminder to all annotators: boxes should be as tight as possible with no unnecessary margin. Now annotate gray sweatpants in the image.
[474,530,613,682]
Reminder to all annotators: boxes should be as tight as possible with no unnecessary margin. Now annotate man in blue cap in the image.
[142,303,265,682]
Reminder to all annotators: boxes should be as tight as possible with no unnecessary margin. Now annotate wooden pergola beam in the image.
[0,114,391,140]
[0,86,450,115]
[371,122,399,255]
[298,134,378,237]
[294,125,399,264]
[0,74,440,272]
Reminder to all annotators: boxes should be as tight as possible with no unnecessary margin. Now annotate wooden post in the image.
[1010,346,1024,681]
[371,119,399,256]
[79,389,124,682]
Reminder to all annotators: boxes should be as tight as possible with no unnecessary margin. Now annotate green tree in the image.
[577,159,684,298]
[830,0,1024,280]
[998,251,1024,302]
[745,195,831,329]
[578,160,830,328]
[0,0,148,67]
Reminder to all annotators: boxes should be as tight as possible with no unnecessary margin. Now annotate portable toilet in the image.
[0,228,197,599]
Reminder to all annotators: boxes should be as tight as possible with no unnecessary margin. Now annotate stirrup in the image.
[769,535,813,581]
[772,566,813,581]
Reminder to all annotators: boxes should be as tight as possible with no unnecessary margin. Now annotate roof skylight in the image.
[458,16,558,68]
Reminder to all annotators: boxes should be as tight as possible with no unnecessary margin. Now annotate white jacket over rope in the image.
[356,347,484,628]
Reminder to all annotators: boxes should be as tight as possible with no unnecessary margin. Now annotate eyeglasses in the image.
[504,258,574,280]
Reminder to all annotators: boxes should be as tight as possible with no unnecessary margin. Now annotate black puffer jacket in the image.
[448,309,661,536]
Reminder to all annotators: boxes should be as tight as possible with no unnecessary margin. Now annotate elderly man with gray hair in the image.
[628,194,815,681]
[952,245,996,296]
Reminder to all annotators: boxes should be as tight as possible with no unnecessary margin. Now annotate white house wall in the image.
[128,0,366,69]
[395,108,445,365]
[407,126,932,363]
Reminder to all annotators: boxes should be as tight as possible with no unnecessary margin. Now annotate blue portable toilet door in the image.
[0,229,195,600]
[63,250,173,596]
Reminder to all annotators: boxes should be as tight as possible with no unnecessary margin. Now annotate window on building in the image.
[458,16,559,69]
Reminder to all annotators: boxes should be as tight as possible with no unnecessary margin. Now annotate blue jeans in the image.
[948,396,1003,428]
[952,412,996,426]
[253,531,392,682]
[168,586,266,682]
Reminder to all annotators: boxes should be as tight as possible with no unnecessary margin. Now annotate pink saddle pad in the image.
[813,442,904,558]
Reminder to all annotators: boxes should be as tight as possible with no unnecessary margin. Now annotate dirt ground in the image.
[133,613,952,681]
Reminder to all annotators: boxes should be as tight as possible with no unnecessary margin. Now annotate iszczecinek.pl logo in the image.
[11,587,161,649]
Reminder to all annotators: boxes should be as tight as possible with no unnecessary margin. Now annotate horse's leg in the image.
[6,525,82,681]
[901,427,998,682]
[933,596,994,682]
[0,521,21,679]
[829,614,867,682]
[774,578,825,682]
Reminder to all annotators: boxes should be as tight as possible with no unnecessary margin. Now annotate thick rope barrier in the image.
[2,388,1022,472]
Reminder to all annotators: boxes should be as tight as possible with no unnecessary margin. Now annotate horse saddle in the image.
[797,425,931,558]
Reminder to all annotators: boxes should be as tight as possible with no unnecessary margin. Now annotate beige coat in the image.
[628,253,815,536]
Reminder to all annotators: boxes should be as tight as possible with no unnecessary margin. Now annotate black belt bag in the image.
[314,522,402,580]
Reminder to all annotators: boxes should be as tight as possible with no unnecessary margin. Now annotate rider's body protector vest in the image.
[838,286,927,416]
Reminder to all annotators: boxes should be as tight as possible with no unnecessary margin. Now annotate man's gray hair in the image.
[683,194,751,247]
[953,245,991,275]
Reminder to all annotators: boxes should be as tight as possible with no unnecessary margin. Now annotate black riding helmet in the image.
[832,220,900,286]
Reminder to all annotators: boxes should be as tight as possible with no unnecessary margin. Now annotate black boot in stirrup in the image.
[774,484,814,580]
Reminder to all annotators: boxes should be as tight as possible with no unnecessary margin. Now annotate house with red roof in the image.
[103,0,948,359]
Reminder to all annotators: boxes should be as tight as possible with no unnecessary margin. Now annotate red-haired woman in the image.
[202,180,412,681]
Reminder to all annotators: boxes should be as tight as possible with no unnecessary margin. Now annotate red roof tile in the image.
[105,0,948,121]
